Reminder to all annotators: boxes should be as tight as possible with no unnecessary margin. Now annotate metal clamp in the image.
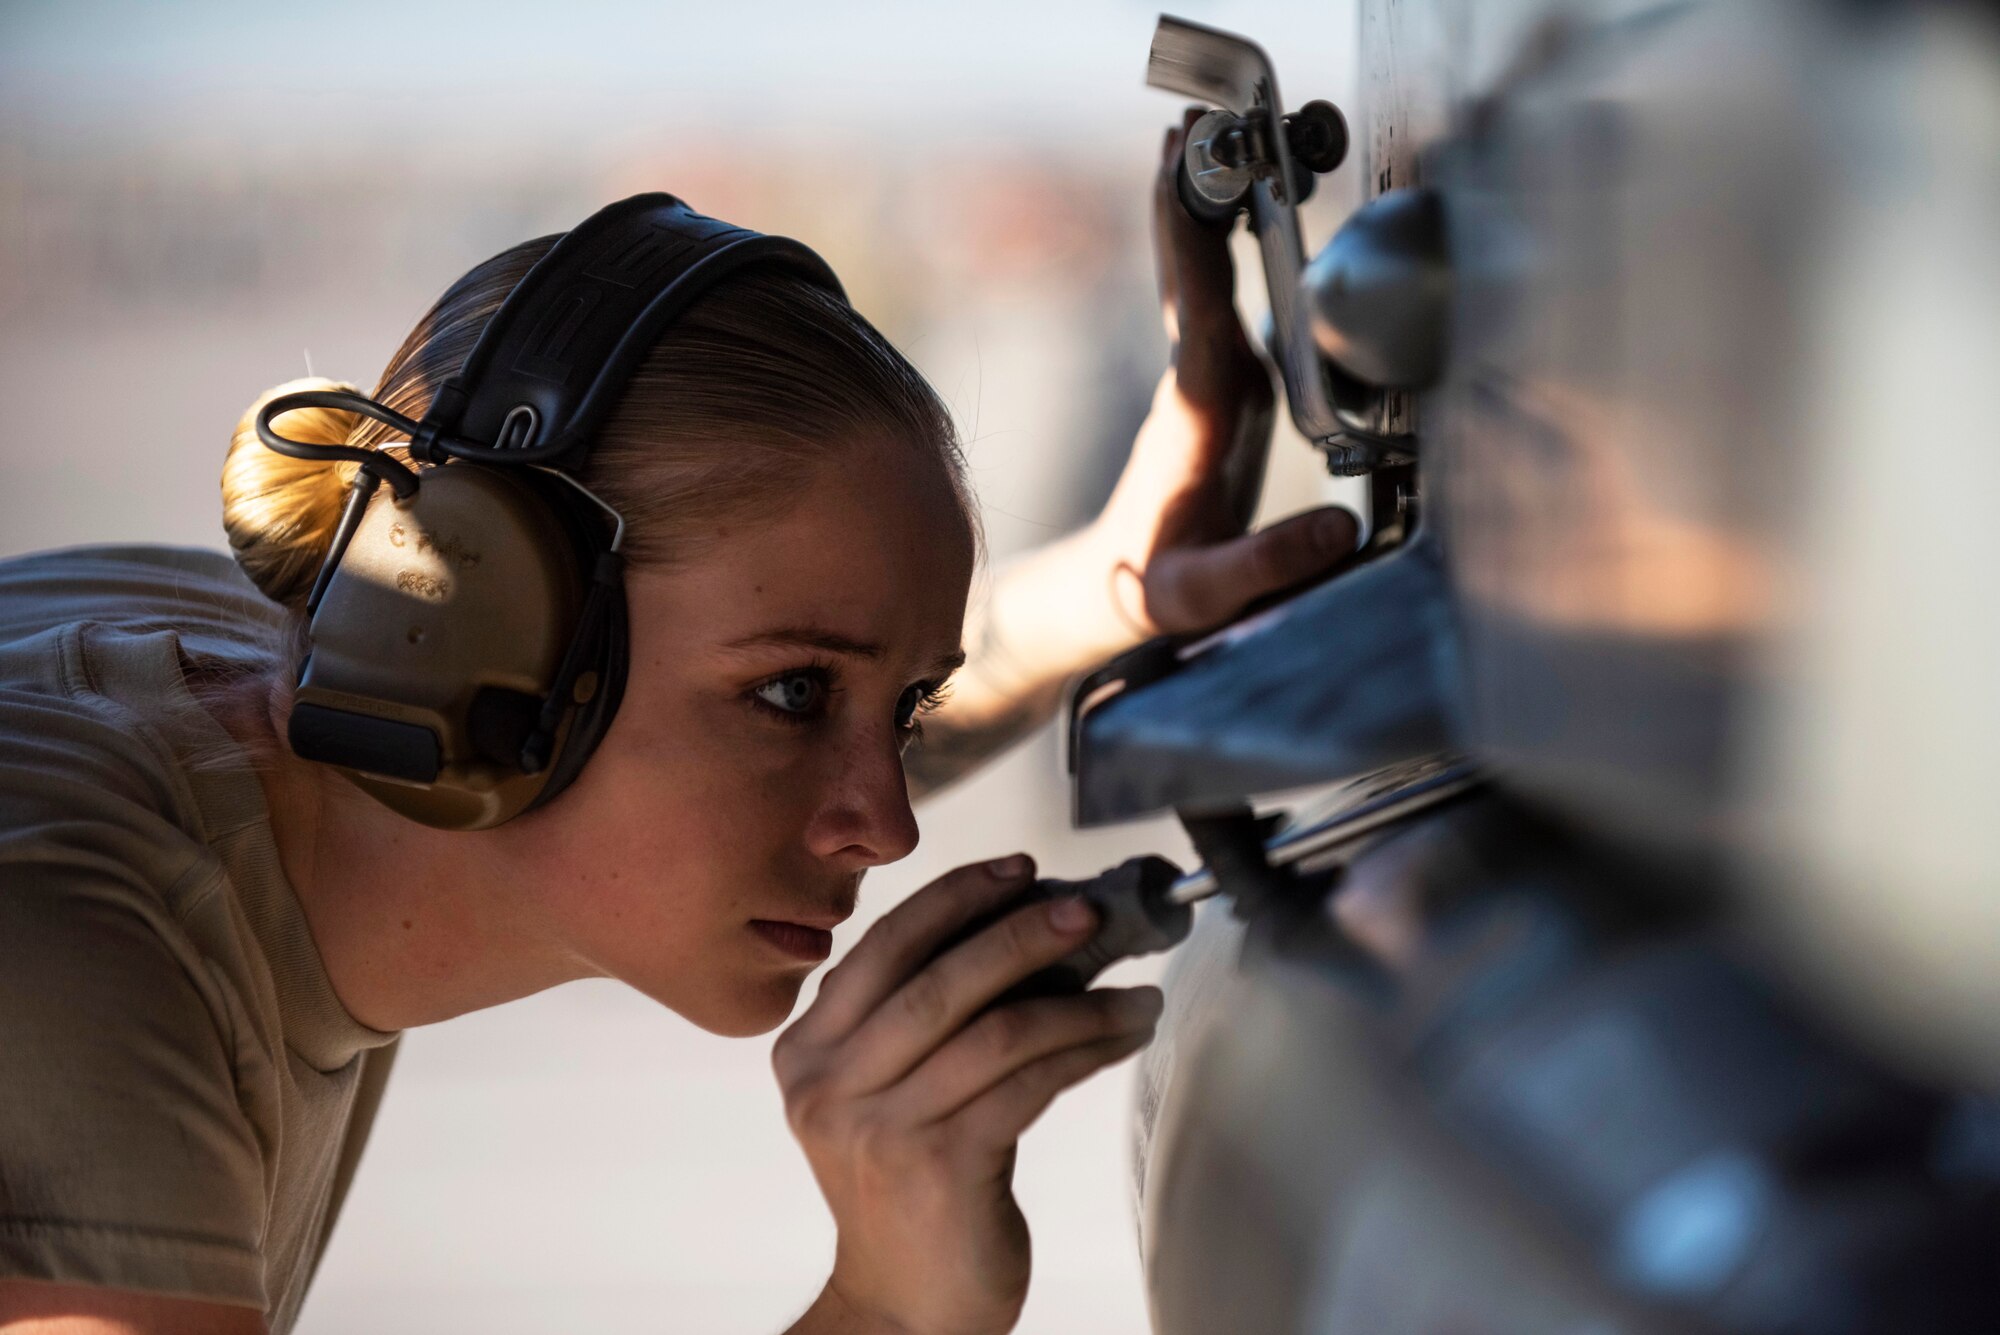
[1149,15,1397,474]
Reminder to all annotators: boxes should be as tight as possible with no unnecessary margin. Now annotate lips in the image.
[750,919,836,962]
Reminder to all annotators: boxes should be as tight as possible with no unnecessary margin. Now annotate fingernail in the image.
[1126,986,1165,1018]
[987,854,1031,879]
[1049,896,1095,932]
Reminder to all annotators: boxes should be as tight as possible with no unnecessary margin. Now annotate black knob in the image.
[1285,100,1350,174]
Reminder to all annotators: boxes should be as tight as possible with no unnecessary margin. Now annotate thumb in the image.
[1139,506,1360,634]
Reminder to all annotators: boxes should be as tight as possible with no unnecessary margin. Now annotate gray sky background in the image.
[1,0,1354,143]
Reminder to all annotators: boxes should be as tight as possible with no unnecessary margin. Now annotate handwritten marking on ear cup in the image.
[385,520,482,570]
[395,570,451,601]
[417,529,481,569]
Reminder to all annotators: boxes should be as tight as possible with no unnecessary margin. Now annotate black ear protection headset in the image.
[255,193,844,831]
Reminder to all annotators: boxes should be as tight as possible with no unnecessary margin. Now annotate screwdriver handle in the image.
[937,856,1193,1007]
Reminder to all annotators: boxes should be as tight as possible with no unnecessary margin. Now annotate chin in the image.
[672,970,808,1038]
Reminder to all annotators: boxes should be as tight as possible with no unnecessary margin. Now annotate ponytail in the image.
[221,377,365,608]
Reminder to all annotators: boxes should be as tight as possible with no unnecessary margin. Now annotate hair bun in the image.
[222,377,366,608]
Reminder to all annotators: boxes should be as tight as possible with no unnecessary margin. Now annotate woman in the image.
[0,117,1354,1334]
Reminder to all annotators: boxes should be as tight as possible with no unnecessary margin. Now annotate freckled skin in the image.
[504,441,975,1037]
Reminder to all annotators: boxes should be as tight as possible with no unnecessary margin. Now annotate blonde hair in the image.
[220,238,969,612]
[221,377,367,610]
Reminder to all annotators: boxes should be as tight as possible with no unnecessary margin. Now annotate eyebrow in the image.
[722,627,967,676]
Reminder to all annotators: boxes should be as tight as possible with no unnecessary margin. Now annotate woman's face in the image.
[515,440,976,1036]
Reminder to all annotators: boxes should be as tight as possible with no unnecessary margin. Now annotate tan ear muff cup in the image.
[289,466,621,830]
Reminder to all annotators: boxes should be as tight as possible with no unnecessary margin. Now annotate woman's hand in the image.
[775,855,1161,1335]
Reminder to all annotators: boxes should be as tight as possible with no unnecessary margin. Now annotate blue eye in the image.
[753,670,827,717]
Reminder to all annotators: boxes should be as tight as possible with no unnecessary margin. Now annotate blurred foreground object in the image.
[1074,2,2000,1330]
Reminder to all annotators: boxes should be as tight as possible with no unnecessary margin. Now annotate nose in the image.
[803,728,921,869]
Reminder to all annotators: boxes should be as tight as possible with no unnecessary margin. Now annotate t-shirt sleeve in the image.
[0,692,269,1309]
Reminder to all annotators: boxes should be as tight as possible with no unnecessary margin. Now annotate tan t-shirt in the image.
[0,544,399,1333]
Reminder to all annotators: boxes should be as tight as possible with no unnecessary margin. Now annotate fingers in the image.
[1142,505,1360,633]
[833,893,1106,1095]
[957,1027,1156,1147]
[792,855,1039,1047]
[894,986,1164,1122]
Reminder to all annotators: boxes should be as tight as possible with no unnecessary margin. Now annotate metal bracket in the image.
[1148,15,1406,474]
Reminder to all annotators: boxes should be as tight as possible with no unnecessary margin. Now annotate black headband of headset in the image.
[257,192,846,485]
[414,192,846,473]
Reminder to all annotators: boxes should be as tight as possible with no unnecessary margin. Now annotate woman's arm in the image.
[905,112,1358,801]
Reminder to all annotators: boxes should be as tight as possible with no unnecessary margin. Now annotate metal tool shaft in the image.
[1167,769,1482,904]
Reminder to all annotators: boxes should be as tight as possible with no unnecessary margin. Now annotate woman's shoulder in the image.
[0,628,217,936]
[0,545,282,917]
[0,541,286,826]
[0,543,283,664]
[0,551,283,1111]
